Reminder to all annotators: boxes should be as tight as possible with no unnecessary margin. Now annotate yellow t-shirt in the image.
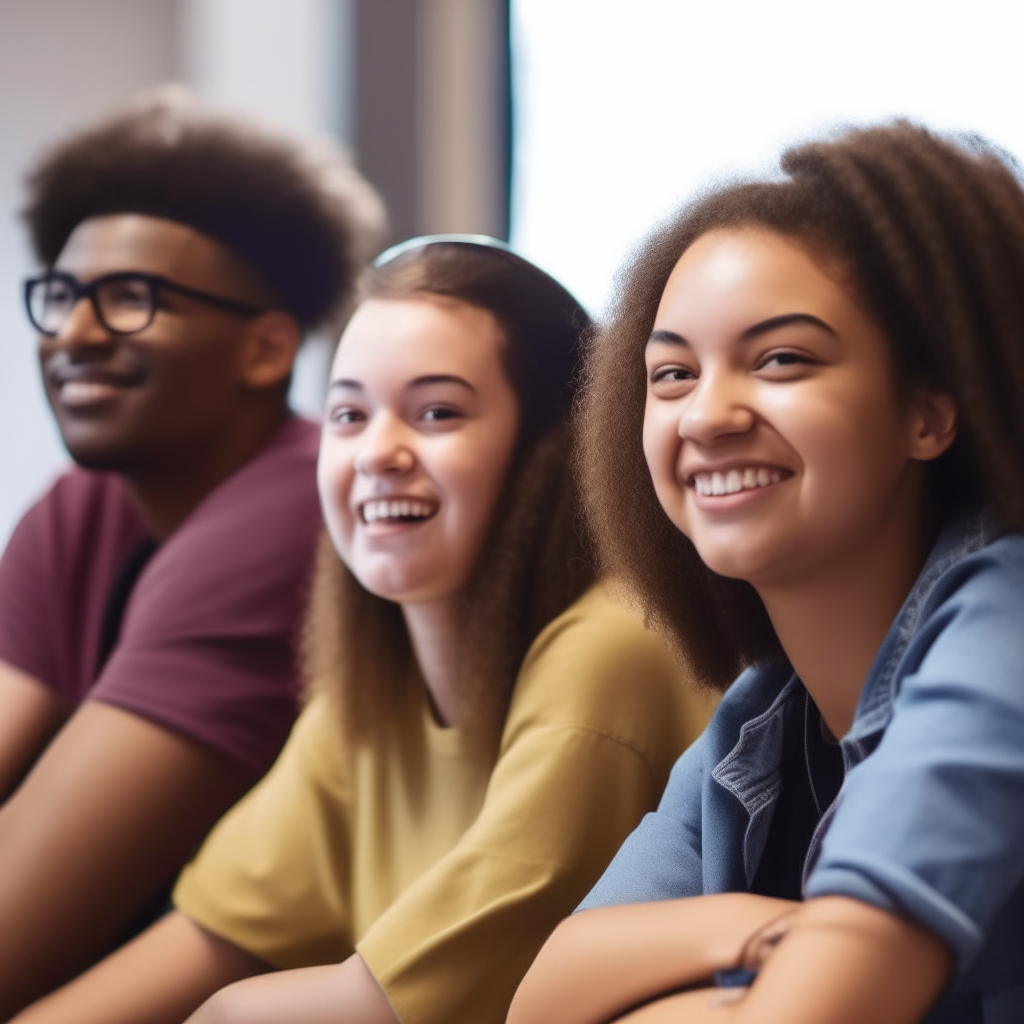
[173,585,715,1024]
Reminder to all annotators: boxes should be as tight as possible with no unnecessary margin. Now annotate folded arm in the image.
[507,893,797,1024]
[509,894,951,1024]
[614,896,950,1024]
[0,701,253,1017]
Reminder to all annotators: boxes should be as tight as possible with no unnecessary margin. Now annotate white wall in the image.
[181,0,352,143]
[511,0,1024,317]
[0,0,180,544]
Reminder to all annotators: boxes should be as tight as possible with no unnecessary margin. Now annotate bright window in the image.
[510,0,1024,315]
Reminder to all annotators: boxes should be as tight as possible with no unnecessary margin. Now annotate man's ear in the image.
[239,311,302,390]
[909,387,958,462]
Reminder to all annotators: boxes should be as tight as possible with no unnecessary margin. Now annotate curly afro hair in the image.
[577,120,1024,689]
[23,85,387,332]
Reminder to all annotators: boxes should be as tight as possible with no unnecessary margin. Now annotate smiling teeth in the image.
[693,468,783,496]
[362,499,435,523]
[59,381,121,404]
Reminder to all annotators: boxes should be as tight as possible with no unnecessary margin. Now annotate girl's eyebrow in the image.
[409,374,477,393]
[648,313,838,347]
[740,312,838,340]
[648,329,687,346]
[328,374,477,393]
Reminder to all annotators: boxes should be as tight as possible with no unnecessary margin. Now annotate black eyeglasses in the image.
[24,270,265,337]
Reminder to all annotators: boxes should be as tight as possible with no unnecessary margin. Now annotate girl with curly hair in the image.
[510,123,1024,1024]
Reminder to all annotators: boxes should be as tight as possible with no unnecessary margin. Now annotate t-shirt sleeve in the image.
[0,495,60,688]
[173,696,355,967]
[89,428,321,776]
[358,591,709,1024]
[806,538,1024,973]
[0,470,145,703]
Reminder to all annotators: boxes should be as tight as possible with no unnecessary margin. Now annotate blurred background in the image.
[1,0,1022,542]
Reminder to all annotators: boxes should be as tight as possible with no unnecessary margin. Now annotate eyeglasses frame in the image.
[24,269,265,337]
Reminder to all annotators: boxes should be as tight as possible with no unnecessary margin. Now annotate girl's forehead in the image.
[654,228,861,335]
[667,229,828,293]
[331,296,506,388]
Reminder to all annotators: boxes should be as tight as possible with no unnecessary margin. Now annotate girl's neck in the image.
[401,596,466,728]
[756,481,928,740]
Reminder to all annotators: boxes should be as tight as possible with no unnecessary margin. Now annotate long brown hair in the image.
[578,121,1024,691]
[305,239,594,749]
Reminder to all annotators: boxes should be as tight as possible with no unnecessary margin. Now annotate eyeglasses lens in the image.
[96,278,154,333]
[31,277,75,334]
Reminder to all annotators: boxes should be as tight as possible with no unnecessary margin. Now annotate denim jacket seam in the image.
[711,673,801,808]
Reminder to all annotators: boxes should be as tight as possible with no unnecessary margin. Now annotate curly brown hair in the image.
[578,121,1024,691]
[23,86,386,332]
[304,240,594,749]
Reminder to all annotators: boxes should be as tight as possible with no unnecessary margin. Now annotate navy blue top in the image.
[580,514,1024,1023]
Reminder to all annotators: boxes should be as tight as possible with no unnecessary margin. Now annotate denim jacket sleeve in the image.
[807,536,1024,973]
[577,731,708,910]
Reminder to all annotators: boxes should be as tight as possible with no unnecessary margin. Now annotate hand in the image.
[607,898,952,1024]
[507,893,797,1024]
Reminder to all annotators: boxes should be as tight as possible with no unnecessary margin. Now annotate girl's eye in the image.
[421,406,462,423]
[757,350,814,370]
[651,366,697,384]
[329,407,365,425]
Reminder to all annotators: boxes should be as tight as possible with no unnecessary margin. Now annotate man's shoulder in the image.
[167,416,322,563]
[30,465,133,525]
[124,418,322,631]
[4,465,144,570]
[182,415,319,526]
[244,414,321,474]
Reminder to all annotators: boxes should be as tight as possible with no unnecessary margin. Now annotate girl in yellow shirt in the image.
[16,238,713,1024]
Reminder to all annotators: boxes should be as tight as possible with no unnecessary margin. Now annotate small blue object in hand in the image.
[713,968,758,988]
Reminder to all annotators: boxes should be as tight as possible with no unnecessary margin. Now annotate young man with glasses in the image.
[0,88,384,1017]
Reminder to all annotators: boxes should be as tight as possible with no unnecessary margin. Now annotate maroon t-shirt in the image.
[0,416,322,778]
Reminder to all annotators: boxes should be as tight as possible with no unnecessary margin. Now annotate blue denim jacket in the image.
[580,515,1024,1023]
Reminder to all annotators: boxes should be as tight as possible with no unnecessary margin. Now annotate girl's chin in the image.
[689,539,787,587]
[350,568,457,606]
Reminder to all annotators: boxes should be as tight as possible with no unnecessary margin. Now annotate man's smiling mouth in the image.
[46,355,147,408]
[57,380,131,406]
[690,466,791,496]
[360,498,439,525]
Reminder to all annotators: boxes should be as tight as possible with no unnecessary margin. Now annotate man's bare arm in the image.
[0,702,254,1018]
[0,661,68,802]
[507,893,797,1024]
[12,911,267,1024]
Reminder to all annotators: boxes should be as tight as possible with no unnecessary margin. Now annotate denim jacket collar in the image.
[845,510,991,753]
[707,510,991,884]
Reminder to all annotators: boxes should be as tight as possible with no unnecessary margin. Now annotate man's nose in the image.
[677,370,756,443]
[51,297,113,349]
[353,415,416,475]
